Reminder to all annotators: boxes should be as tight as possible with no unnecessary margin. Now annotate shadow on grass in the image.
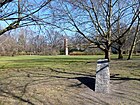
[71,76,140,91]
[110,74,140,81]
[50,68,140,91]
[49,67,95,77]
[111,76,140,81]
[0,67,140,105]
[75,77,95,91]
[0,83,35,105]
[0,68,96,105]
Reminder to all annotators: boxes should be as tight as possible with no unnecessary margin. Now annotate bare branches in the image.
[127,15,140,60]
[0,0,13,7]
[48,0,139,60]
[0,0,52,35]
[111,7,140,45]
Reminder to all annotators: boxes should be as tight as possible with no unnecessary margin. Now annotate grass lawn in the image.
[0,55,139,78]
[0,55,103,69]
[0,55,139,105]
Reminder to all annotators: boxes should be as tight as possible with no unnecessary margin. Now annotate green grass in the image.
[0,55,139,105]
[0,55,140,78]
[0,55,103,69]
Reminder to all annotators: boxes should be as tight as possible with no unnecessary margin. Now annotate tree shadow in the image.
[111,76,140,81]
[70,77,95,91]
[75,77,95,91]
[0,67,140,105]
[110,73,140,81]
[0,82,36,105]
[49,67,95,77]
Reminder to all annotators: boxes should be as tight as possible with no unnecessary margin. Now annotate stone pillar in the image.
[95,59,110,93]
[64,38,68,55]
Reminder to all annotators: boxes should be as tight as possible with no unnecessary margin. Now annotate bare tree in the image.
[17,29,27,54]
[49,0,139,61]
[0,33,17,56]
[127,16,140,60]
[69,33,89,52]
[0,0,52,35]
[112,23,129,59]
[45,29,64,55]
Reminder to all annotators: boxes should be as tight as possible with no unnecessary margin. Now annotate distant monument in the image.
[64,38,68,55]
[95,59,110,93]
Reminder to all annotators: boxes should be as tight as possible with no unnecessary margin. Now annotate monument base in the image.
[95,59,110,93]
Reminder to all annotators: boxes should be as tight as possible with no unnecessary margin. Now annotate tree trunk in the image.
[127,16,139,60]
[104,49,111,62]
[105,0,112,62]
[127,40,137,60]
[118,49,123,59]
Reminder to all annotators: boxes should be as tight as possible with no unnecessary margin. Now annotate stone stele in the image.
[95,59,110,93]
[64,38,68,55]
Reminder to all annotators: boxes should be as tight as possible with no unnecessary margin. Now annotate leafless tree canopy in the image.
[0,0,13,7]
[46,0,139,60]
[0,0,52,35]
[0,0,139,58]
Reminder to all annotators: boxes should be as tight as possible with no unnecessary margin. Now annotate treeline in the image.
[0,29,64,56]
[0,0,139,60]
[0,27,139,58]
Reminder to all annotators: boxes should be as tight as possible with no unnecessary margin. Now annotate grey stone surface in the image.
[95,59,110,93]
